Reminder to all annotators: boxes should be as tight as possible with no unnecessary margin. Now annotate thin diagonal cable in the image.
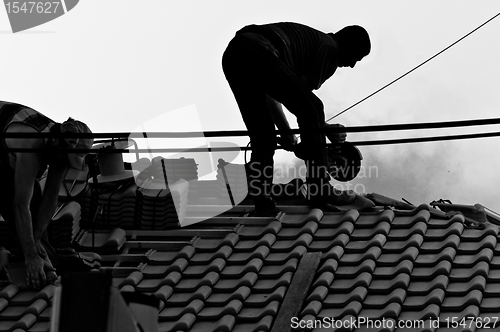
[327,11,500,122]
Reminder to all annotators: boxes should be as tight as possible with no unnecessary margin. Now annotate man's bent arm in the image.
[33,163,67,242]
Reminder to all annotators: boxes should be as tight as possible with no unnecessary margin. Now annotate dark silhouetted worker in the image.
[0,101,93,288]
[222,22,371,216]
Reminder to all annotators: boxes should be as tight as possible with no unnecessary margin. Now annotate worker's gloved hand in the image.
[278,134,298,152]
[325,123,347,145]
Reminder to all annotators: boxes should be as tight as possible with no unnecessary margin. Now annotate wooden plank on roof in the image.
[271,252,321,332]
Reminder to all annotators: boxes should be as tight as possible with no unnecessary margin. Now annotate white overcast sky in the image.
[2,1,500,211]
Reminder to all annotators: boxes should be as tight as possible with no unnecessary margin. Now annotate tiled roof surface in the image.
[2,192,500,331]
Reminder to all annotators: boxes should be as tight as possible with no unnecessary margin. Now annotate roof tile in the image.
[265,245,306,264]
[231,315,274,332]
[317,259,338,274]
[445,275,486,296]
[363,288,406,308]
[420,234,460,254]
[441,289,483,311]
[305,285,329,303]
[330,272,372,292]
[373,260,413,278]
[424,223,464,240]
[236,300,280,322]
[193,233,240,251]
[383,234,423,253]
[457,235,497,254]
[377,246,419,266]
[318,209,358,228]
[368,274,411,293]
[260,259,297,277]
[402,288,445,310]
[334,259,376,278]
[407,275,449,295]
[236,221,282,239]
[221,258,263,278]
[397,303,440,321]
[309,233,350,252]
[148,245,196,265]
[323,286,367,307]
[197,299,244,320]
[390,209,430,228]
[213,272,258,292]
[227,246,270,264]
[415,247,456,266]
[182,257,226,277]
[314,222,353,239]
[311,272,335,289]
[411,261,452,280]
[245,286,287,306]
[350,221,390,240]
[300,300,323,317]
[438,305,480,323]
[357,302,401,319]
[189,245,233,263]
[388,221,427,240]
[175,271,220,291]
[166,285,212,305]
[282,209,323,227]
[317,301,362,319]
[271,233,313,252]
[234,233,276,251]
[206,286,251,305]
[321,246,344,261]
[453,248,494,267]
[277,221,318,239]
[252,272,293,292]
[340,247,382,265]
[450,261,490,281]
[158,299,204,320]
[157,312,195,332]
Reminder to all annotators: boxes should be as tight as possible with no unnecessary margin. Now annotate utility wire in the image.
[3,116,500,138]
[326,11,500,122]
[4,130,500,153]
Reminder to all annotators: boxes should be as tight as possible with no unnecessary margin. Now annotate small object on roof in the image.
[89,143,139,184]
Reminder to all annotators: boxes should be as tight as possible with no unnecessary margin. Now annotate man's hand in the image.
[325,123,347,144]
[278,134,298,152]
[25,253,55,289]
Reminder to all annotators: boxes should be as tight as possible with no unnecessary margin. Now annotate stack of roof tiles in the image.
[215,160,248,204]
[79,180,137,230]
[136,179,189,229]
[47,202,81,249]
[150,157,199,200]
[2,195,500,331]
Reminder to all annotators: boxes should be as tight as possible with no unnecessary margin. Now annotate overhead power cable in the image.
[4,130,500,153]
[2,116,500,139]
[326,11,500,122]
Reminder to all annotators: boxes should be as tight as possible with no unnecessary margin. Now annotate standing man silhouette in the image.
[222,22,371,216]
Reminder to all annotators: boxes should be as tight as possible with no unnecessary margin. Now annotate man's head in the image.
[60,118,94,170]
[333,25,371,68]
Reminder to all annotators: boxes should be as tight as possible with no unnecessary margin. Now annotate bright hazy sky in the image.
[2,1,500,211]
